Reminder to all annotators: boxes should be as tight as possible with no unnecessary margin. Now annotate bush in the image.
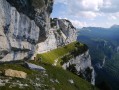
[32,0,45,8]
[57,29,61,35]
[67,64,77,74]
[60,42,88,65]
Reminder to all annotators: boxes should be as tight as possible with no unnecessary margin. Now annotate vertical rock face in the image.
[0,0,95,85]
[36,18,77,54]
[0,0,53,61]
[62,50,95,85]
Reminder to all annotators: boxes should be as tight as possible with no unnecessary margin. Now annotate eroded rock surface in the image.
[0,0,53,61]
[36,18,77,54]
[62,50,95,85]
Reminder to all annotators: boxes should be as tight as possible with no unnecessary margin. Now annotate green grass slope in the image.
[37,41,88,66]
[37,42,77,64]
[0,61,98,90]
[0,42,98,90]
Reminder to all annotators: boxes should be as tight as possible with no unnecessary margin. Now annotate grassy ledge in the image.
[37,41,88,66]
[31,61,99,90]
[0,61,98,90]
[0,42,98,90]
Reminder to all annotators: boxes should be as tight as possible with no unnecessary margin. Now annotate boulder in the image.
[68,79,74,84]
[4,69,27,79]
[25,62,45,71]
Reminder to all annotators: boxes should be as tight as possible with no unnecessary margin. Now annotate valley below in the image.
[78,25,119,90]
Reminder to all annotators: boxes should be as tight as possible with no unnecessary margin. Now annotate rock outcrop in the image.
[25,62,45,71]
[0,0,95,86]
[35,18,77,54]
[0,0,53,61]
[4,69,27,79]
[62,50,95,85]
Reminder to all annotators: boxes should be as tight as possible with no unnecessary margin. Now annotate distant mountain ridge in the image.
[110,24,119,28]
[78,25,119,42]
[80,24,119,30]
[77,25,119,90]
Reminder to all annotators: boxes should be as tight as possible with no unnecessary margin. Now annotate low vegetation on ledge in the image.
[36,41,88,66]
[0,61,98,90]
[0,42,98,90]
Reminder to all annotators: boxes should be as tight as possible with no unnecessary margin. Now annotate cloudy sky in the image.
[51,0,119,28]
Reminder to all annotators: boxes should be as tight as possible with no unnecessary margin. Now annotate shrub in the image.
[57,29,61,35]
[32,0,45,9]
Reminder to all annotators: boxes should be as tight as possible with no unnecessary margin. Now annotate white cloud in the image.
[55,0,119,12]
[55,0,119,15]
[108,12,119,20]
[110,16,117,20]
[67,11,101,20]
[66,0,104,12]
[79,11,98,19]
[103,0,112,8]
[53,0,119,28]
[81,0,103,11]
[54,0,68,5]
[70,19,87,28]
[100,0,119,13]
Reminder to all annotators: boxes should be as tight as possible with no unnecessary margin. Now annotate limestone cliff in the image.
[35,18,77,54]
[62,50,95,85]
[0,0,95,85]
[0,0,53,61]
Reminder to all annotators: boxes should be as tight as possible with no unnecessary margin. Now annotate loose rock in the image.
[4,69,27,79]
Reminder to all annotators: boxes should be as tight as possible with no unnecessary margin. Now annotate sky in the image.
[51,0,119,28]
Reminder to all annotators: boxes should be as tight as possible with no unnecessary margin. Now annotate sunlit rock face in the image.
[0,0,53,61]
[62,50,95,85]
[35,28,57,54]
[36,18,77,54]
